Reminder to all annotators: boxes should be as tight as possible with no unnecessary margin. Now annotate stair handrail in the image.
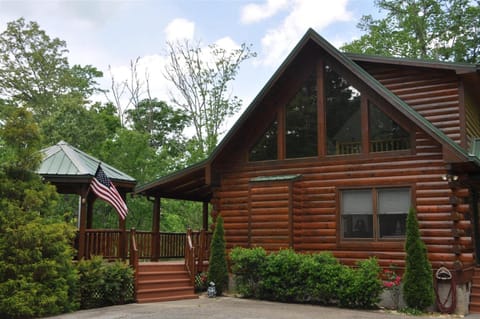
[129,227,139,300]
[184,228,196,285]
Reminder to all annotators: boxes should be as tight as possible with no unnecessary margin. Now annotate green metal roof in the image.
[38,140,136,183]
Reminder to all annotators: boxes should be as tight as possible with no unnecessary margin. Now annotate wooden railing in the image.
[185,228,196,285]
[129,228,139,299]
[336,137,410,155]
[84,229,121,259]
[78,229,208,262]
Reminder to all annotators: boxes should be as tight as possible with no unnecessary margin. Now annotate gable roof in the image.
[39,140,136,187]
[135,29,480,200]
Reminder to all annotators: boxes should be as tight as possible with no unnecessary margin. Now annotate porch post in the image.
[86,192,94,229]
[152,196,161,261]
[202,201,209,231]
[78,192,88,260]
[119,191,127,260]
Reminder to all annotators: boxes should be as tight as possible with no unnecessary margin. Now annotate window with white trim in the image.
[341,187,410,239]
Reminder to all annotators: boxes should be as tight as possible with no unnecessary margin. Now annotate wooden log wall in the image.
[358,64,462,144]
[465,92,480,149]
[214,128,474,274]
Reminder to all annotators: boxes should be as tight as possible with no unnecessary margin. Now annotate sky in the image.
[0,0,379,119]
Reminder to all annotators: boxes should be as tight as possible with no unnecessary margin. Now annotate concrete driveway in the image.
[47,296,480,319]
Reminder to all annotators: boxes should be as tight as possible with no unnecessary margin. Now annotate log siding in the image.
[215,127,474,272]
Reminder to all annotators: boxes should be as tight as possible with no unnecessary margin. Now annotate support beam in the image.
[119,192,127,261]
[152,197,161,261]
[202,201,209,231]
[78,191,88,260]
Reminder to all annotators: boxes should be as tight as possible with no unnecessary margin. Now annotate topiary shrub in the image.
[76,256,134,309]
[208,215,229,295]
[258,249,303,302]
[229,246,266,297]
[403,207,434,311]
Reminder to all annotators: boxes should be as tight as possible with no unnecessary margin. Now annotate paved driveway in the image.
[47,296,480,319]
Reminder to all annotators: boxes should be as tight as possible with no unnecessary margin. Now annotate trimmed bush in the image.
[229,246,266,297]
[76,256,134,309]
[259,249,304,302]
[229,248,383,309]
[208,215,229,295]
[403,207,434,311]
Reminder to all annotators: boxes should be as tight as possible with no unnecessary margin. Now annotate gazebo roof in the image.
[38,141,136,194]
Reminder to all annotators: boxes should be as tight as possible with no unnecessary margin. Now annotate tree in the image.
[0,108,78,318]
[208,215,229,295]
[165,40,256,160]
[0,17,107,157]
[0,18,103,122]
[127,98,189,150]
[403,207,435,311]
[342,0,480,63]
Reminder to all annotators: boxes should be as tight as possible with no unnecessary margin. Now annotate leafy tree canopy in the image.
[342,0,480,63]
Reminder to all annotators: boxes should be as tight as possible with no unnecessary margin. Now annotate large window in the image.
[325,65,362,155]
[285,71,318,158]
[249,120,278,161]
[341,187,410,239]
[369,102,410,152]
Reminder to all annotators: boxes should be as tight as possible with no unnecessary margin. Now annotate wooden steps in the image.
[136,262,198,303]
[470,267,480,313]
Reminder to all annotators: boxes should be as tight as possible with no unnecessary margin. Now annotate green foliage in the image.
[259,249,304,302]
[229,247,267,298]
[0,108,79,318]
[208,216,229,295]
[403,207,434,311]
[0,222,78,318]
[76,256,134,309]
[229,248,383,309]
[342,0,480,63]
[0,18,102,121]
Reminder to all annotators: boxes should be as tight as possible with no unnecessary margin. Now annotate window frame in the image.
[338,186,412,242]
[247,59,416,163]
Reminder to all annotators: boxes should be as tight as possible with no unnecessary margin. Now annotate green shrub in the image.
[306,252,343,304]
[258,249,304,302]
[208,215,229,295]
[76,256,134,309]
[229,246,266,297]
[403,207,434,311]
[0,222,78,319]
[229,248,383,309]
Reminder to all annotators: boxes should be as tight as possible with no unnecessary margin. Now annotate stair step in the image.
[135,261,196,304]
[137,294,198,303]
[137,286,195,299]
[470,268,480,314]
[138,271,190,281]
[138,278,192,289]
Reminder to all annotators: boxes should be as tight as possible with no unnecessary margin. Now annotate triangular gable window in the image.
[369,102,410,152]
[249,120,278,161]
[285,71,318,158]
[325,65,362,155]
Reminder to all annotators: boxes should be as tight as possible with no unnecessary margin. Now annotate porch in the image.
[77,228,212,302]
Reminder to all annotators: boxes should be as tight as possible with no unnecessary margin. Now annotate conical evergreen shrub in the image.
[207,215,229,295]
[403,207,435,311]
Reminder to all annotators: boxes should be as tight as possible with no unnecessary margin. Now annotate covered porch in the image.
[38,141,212,266]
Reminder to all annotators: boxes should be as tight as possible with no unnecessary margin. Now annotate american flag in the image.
[90,164,128,220]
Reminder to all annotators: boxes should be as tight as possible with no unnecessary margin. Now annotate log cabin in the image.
[136,29,480,313]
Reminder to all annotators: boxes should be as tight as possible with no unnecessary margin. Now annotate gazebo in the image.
[38,140,137,260]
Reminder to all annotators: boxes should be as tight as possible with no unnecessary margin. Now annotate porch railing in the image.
[79,229,211,263]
